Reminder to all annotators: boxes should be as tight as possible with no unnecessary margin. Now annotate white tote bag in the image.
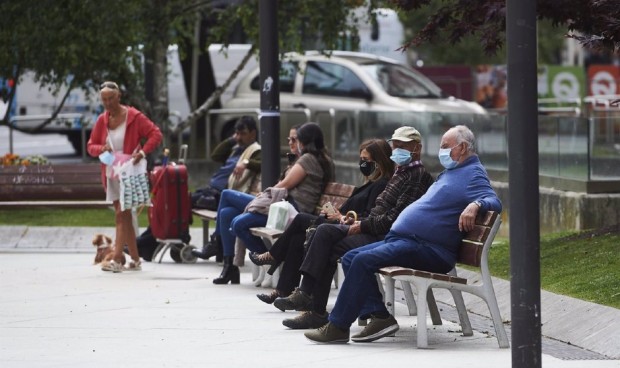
[116,158,151,211]
[265,200,298,231]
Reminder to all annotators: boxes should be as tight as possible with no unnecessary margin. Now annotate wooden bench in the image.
[249,182,356,244]
[191,175,262,255]
[0,163,111,208]
[249,182,355,287]
[377,210,509,349]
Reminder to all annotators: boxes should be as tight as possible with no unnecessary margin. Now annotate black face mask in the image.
[359,160,376,177]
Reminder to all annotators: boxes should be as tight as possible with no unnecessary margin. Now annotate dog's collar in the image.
[97,244,111,249]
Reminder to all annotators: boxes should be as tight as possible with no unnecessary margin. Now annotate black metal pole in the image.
[258,0,281,189]
[507,1,542,367]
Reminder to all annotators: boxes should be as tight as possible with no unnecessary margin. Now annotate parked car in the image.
[212,50,487,153]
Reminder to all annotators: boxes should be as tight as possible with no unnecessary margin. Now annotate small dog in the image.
[92,233,125,266]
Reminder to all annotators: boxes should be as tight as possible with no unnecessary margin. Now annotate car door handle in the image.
[292,103,307,109]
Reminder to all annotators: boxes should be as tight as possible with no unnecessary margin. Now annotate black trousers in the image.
[268,213,326,295]
[299,223,383,313]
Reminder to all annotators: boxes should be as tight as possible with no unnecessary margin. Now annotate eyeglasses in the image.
[287,136,297,143]
[100,82,119,90]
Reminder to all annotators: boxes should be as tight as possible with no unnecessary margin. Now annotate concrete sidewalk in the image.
[0,226,619,367]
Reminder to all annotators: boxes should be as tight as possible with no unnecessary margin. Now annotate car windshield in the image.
[359,62,443,98]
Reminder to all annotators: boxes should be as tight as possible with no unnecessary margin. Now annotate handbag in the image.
[265,200,298,231]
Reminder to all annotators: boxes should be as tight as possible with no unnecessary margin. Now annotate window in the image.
[302,61,370,98]
[249,61,297,93]
[359,63,441,98]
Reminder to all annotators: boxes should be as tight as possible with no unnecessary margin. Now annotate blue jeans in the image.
[216,190,253,256]
[216,189,268,257]
[328,231,454,329]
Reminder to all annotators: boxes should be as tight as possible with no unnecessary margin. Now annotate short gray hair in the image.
[450,125,476,153]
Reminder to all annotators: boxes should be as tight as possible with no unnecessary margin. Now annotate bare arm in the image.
[274,163,306,190]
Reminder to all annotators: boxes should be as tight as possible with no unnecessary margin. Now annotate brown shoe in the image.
[273,288,312,312]
[304,322,349,344]
[282,311,328,329]
[351,314,399,342]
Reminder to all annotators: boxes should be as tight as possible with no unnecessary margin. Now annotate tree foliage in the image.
[387,0,620,54]
[1,0,374,134]
[0,0,145,127]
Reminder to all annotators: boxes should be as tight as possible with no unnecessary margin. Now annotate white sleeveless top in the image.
[105,119,126,178]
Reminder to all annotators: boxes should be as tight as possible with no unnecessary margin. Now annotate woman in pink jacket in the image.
[87,81,162,273]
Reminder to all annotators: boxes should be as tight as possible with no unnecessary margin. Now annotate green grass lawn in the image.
[488,228,620,309]
[0,209,201,228]
[1,209,618,308]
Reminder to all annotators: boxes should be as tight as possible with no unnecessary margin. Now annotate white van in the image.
[4,46,191,154]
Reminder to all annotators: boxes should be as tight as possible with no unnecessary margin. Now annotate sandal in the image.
[125,260,142,271]
[101,260,124,273]
[249,252,275,266]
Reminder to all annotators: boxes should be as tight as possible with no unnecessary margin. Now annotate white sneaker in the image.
[101,260,123,273]
[125,260,142,271]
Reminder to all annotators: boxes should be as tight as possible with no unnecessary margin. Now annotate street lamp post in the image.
[258,0,281,189]
[507,1,542,367]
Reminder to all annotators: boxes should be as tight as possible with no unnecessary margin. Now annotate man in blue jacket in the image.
[305,124,502,344]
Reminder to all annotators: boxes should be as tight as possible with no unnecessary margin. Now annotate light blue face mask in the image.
[98,151,114,166]
[438,145,459,169]
[390,148,412,166]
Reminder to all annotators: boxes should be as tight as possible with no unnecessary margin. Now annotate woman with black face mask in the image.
[251,138,395,305]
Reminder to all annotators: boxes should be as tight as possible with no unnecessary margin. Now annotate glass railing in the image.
[205,108,620,186]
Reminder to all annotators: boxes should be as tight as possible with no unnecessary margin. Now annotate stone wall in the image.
[493,181,620,235]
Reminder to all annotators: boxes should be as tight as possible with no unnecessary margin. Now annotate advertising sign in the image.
[537,65,585,100]
[587,64,620,96]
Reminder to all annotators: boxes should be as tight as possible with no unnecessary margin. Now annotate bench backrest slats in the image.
[0,164,104,201]
[315,182,355,215]
[457,211,499,267]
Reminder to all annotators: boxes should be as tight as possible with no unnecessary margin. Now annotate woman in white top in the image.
[87,81,162,272]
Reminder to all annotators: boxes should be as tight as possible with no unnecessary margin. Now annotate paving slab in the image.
[0,226,619,367]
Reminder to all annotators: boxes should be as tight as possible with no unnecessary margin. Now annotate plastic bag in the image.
[266,200,298,231]
[117,158,151,211]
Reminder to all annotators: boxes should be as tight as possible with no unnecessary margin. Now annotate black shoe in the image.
[257,289,283,305]
[191,244,218,260]
[192,235,222,260]
[273,288,313,312]
[213,256,240,285]
[249,251,276,266]
[283,311,329,330]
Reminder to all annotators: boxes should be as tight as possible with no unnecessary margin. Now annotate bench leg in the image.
[261,266,273,288]
[449,289,473,336]
[201,219,210,247]
[336,261,344,290]
[483,285,510,348]
[401,281,418,316]
[382,275,396,316]
[414,279,431,349]
[271,263,281,288]
[426,289,443,326]
[253,264,265,286]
